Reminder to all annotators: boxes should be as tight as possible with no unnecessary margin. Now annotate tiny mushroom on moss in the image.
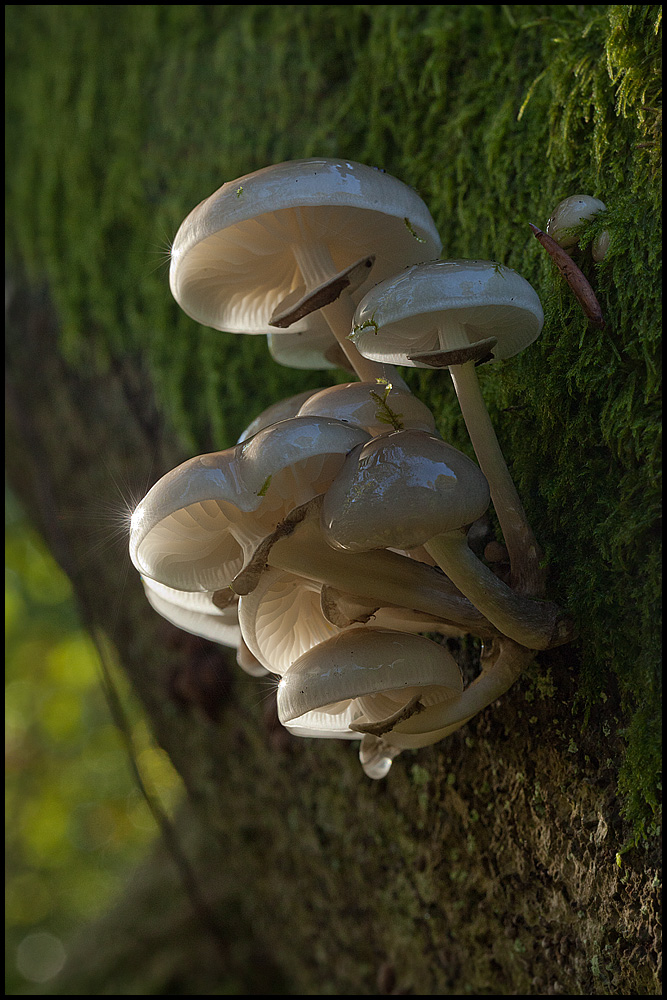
[168,158,442,384]
[546,194,609,261]
[349,259,546,596]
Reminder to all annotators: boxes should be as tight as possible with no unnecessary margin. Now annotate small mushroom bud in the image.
[546,194,609,260]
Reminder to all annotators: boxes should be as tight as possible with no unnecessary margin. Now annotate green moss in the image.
[5,5,661,835]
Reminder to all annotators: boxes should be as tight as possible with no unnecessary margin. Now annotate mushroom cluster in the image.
[130,158,573,778]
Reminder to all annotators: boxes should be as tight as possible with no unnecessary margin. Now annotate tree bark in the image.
[6,4,662,994]
[6,276,660,995]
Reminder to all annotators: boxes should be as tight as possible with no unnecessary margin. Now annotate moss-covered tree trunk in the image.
[6,6,661,995]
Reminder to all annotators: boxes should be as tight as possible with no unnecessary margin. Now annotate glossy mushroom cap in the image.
[321,429,490,552]
[277,627,463,733]
[169,158,442,336]
[546,194,607,251]
[349,259,544,366]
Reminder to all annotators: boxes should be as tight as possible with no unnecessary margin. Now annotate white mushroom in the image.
[276,627,464,773]
[267,328,353,373]
[321,430,573,650]
[275,622,536,778]
[129,416,493,636]
[349,260,546,596]
[129,415,370,593]
[236,494,501,639]
[352,637,536,751]
[237,567,340,676]
[238,565,465,677]
[546,194,609,261]
[169,158,442,383]
[142,577,241,647]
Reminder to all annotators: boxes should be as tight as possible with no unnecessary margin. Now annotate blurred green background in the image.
[5,489,182,992]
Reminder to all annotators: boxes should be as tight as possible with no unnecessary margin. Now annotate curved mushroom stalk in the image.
[169,157,442,381]
[321,430,574,649]
[422,528,568,650]
[234,494,502,640]
[446,357,546,596]
[319,584,465,637]
[276,628,464,776]
[349,259,547,597]
[352,638,536,749]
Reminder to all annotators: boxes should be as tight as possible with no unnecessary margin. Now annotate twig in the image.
[529,223,606,329]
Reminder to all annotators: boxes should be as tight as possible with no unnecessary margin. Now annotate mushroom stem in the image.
[268,534,497,637]
[447,359,545,597]
[423,528,570,649]
[320,291,408,388]
[231,499,500,638]
[290,229,408,386]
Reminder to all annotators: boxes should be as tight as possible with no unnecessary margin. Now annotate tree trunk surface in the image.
[6,278,660,996]
[6,4,661,994]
